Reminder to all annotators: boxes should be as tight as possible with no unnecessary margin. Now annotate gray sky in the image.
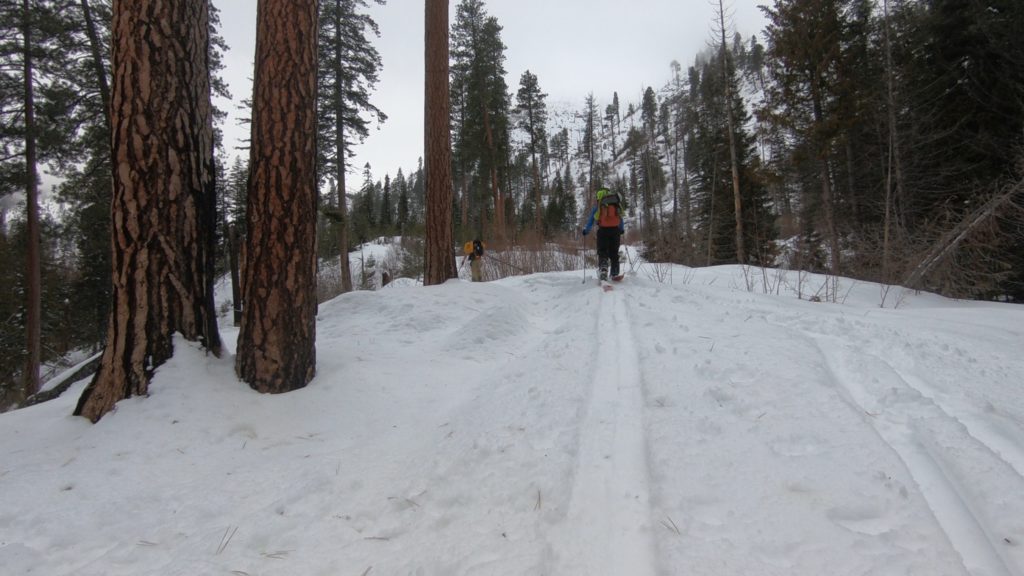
[214,0,768,192]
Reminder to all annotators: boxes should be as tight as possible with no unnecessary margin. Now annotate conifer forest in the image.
[1,0,1022,412]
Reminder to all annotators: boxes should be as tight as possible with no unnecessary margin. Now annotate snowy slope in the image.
[2,265,1023,575]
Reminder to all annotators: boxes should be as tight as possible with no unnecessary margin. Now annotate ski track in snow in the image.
[810,335,1024,576]
[893,368,1024,481]
[6,265,1024,576]
[551,282,658,575]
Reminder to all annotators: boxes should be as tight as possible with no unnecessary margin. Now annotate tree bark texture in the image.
[424,0,455,285]
[22,0,41,399]
[236,0,318,393]
[75,0,222,422]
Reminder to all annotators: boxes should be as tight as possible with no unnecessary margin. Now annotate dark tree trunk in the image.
[22,0,41,399]
[333,10,353,294]
[482,105,504,242]
[236,0,319,393]
[718,0,745,264]
[424,0,455,285]
[228,223,242,326]
[75,0,222,423]
[80,0,111,123]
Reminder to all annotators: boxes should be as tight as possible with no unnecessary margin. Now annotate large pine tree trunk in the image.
[424,0,455,285]
[236,0,318,393]
[22,0,41,399]
[75,0,222,422]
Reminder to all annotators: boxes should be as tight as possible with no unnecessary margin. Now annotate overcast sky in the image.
[213,0,768,192]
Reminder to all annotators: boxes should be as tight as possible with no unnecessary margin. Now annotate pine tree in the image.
[236,0,318,394]
[451,0,511,240]
[75,0,222,422]
[717,0,746,263]
[20,0,42,398]
[394,168,410,235]
[580,92,599,191]
[605,91,620,161]
[318,0,386,294]
[514,69,548,233]
[762,0,848,276]
[379,173,393,233]
[224,155,247,326]
[893,0,1024,297]
[424,0,454,285]
[688,48,774,266]
[638,86,663,237]
[550,127,569,172]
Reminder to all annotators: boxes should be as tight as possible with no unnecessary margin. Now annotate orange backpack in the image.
[597,193,621,228]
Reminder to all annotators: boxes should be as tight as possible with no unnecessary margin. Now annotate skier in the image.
[462,238,485,282]
[581,186,624,281]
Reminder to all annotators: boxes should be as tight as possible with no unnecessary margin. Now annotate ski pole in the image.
[580,230,587,283]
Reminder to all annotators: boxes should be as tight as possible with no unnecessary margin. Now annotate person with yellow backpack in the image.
[462,238,485,282]
[581,186,625,282]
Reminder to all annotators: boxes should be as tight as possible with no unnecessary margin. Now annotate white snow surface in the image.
[2,264,1024,576]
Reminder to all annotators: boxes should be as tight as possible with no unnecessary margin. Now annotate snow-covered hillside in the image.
[2,264,1023,575]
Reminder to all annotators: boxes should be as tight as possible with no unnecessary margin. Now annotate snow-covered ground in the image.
[2,263,1023,575]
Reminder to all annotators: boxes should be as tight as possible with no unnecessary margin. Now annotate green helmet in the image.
[595,187,610,201]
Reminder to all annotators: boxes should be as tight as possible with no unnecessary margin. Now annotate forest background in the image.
[1,0,1022,408]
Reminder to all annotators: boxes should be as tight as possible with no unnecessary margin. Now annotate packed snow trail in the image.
[798,314,1024,576]
[619,274,1013,575]
[550,283,658,575]
[3,265,1024,576]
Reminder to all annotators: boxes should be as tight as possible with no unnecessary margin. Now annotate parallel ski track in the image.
[892,366,1024,481]
[811,337,1019,576]
[554,283,657,575]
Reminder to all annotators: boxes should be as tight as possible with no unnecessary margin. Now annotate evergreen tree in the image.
[223,155,247,326]
[717,0,746,263]
[20,0,43,397]
[895,0,1024,297]
[605,91,620,161]
[579,92,599,191]
[550,127,570,172]
[451,0,511,240]
[424,0,454,285]
[351,165,378,244]
[688,49,774,266]
[514,69,548,233]
[762,0,851,275]
[394,168,410,235]
[317,0,386,294]
[379,173,393,233]
[75,0,222,422]
[637,87,664,237]
[410,157,426,225]
[236,0,319,394]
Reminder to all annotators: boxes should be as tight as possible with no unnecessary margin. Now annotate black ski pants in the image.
[596,227,621,277]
